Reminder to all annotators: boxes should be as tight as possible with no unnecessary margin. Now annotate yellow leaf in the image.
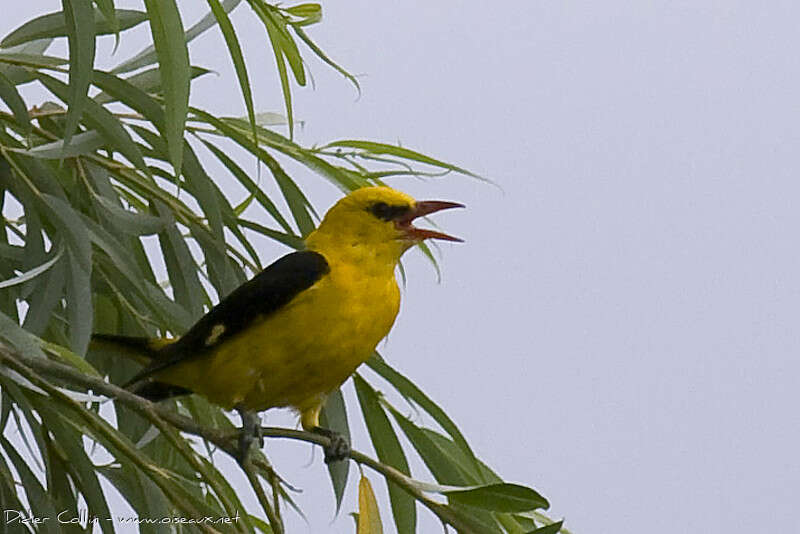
[357,475,383,534]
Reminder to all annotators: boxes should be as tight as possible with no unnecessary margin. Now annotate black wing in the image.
[127,250,329,385]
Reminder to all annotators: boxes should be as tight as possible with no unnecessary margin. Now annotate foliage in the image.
[0,2,564,533]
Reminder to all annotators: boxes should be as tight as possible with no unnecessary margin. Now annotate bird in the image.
[93,186,463,463]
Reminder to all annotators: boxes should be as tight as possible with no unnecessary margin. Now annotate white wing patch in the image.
[204,324,226,347]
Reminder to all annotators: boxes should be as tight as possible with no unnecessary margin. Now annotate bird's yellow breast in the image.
[157,258,401,413]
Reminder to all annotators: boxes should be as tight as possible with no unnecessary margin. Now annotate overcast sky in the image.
[4,1,800,533]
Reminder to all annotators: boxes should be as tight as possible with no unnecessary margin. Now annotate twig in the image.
[0,344,479,533]
[240,456,284,534]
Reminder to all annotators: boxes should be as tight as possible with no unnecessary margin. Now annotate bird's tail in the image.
[90,334,191,401]
[90,333,164,365]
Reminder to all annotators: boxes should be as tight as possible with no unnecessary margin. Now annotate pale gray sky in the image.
[4,1,800,533]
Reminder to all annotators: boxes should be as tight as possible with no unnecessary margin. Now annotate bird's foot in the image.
[236,408,263,463]
[311,427,350,464]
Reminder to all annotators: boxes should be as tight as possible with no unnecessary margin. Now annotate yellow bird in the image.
[94,186,463,462]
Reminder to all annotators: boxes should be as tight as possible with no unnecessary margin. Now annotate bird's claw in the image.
[312,427,350,464]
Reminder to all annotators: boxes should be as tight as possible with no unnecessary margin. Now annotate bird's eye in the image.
[368,201,408,221]
[370,202,391,220]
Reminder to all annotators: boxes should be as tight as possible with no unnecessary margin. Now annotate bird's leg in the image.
[301,403,350,463]
[236,406,263,463]
[311,426,350,464]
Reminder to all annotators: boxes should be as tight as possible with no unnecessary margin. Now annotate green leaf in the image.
[0,453,28,521]
[41,340,102,377]
[94,195,166,235]
[99,464,171,534]
[422,430,504,485]
[32,397,115,534]
[154,200,207,320]
[324,139,484,179]
[267,155,316,236]
[62,0,97,149]
[93,0,120,47]
[91,69,167,131]
[41,436,81,522]
[53,394,212,522]
[365,355,486,482]
[142,0,189,176]
[112,0,242,74]
[286,3,322,26]
[41,194,93,354]
[94,65,212,104]
[211,114,367,191]
[263,8,305,85]
[206,0,257,145]
[441,504,504,534]
[0,70,31,134]
[385,403,471,487]
[0,38,53,85]
[21,256,66,336]
[293,26,361,93]
[0,310,47,360]
[0,244,62,289]
[1,9,146,48]
[0,376,47,464]
[21,129,105,159]
[191,110,318,234]
[251,4,304,138]
[36,73,150,176]
[444,483,549,514]
[41,194,91,272]
[527,520,564,534]
[84,208,195,330]
[319,388,350,512]
[417,429,539,532]
[0,435,62,534]
[236,218,304,250]
[0,50,66,69]
[132,124,243,294]
[353,375,416,534]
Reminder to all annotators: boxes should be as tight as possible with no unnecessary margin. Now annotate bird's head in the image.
[306,186,463,266]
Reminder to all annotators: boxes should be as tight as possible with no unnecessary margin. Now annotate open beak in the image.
[396,200,465,242]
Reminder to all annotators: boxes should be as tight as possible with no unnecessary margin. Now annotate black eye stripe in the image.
[368,202,410,221]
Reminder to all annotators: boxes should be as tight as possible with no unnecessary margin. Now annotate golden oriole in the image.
[93,186,463,462]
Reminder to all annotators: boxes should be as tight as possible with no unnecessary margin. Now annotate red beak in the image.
[396,200,465,242]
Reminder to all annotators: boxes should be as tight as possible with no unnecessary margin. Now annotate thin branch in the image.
[0,344,479,533]
[240,455,284,534]
[0,347,220,534]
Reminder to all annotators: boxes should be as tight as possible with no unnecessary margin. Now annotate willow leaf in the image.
[62,0,96,149]
[206,0,257,144]
[365,355,486,482]
[444,483,549,514]
[325,139,483,179]
[319,387,351,512]
[357,475,383,534]
[294,25,360,93]
[0,71,31,135]
[22,129,105,159]
[0,9,145,48]
[94,65,211,104]
[0,435,61,532]
[527,520,564,534]
[36,73,149,176]
[0,244,62,289]
[112,0,242,74]
[354,375,416,534]
[33,398,115,534]
[142,0,189,176]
